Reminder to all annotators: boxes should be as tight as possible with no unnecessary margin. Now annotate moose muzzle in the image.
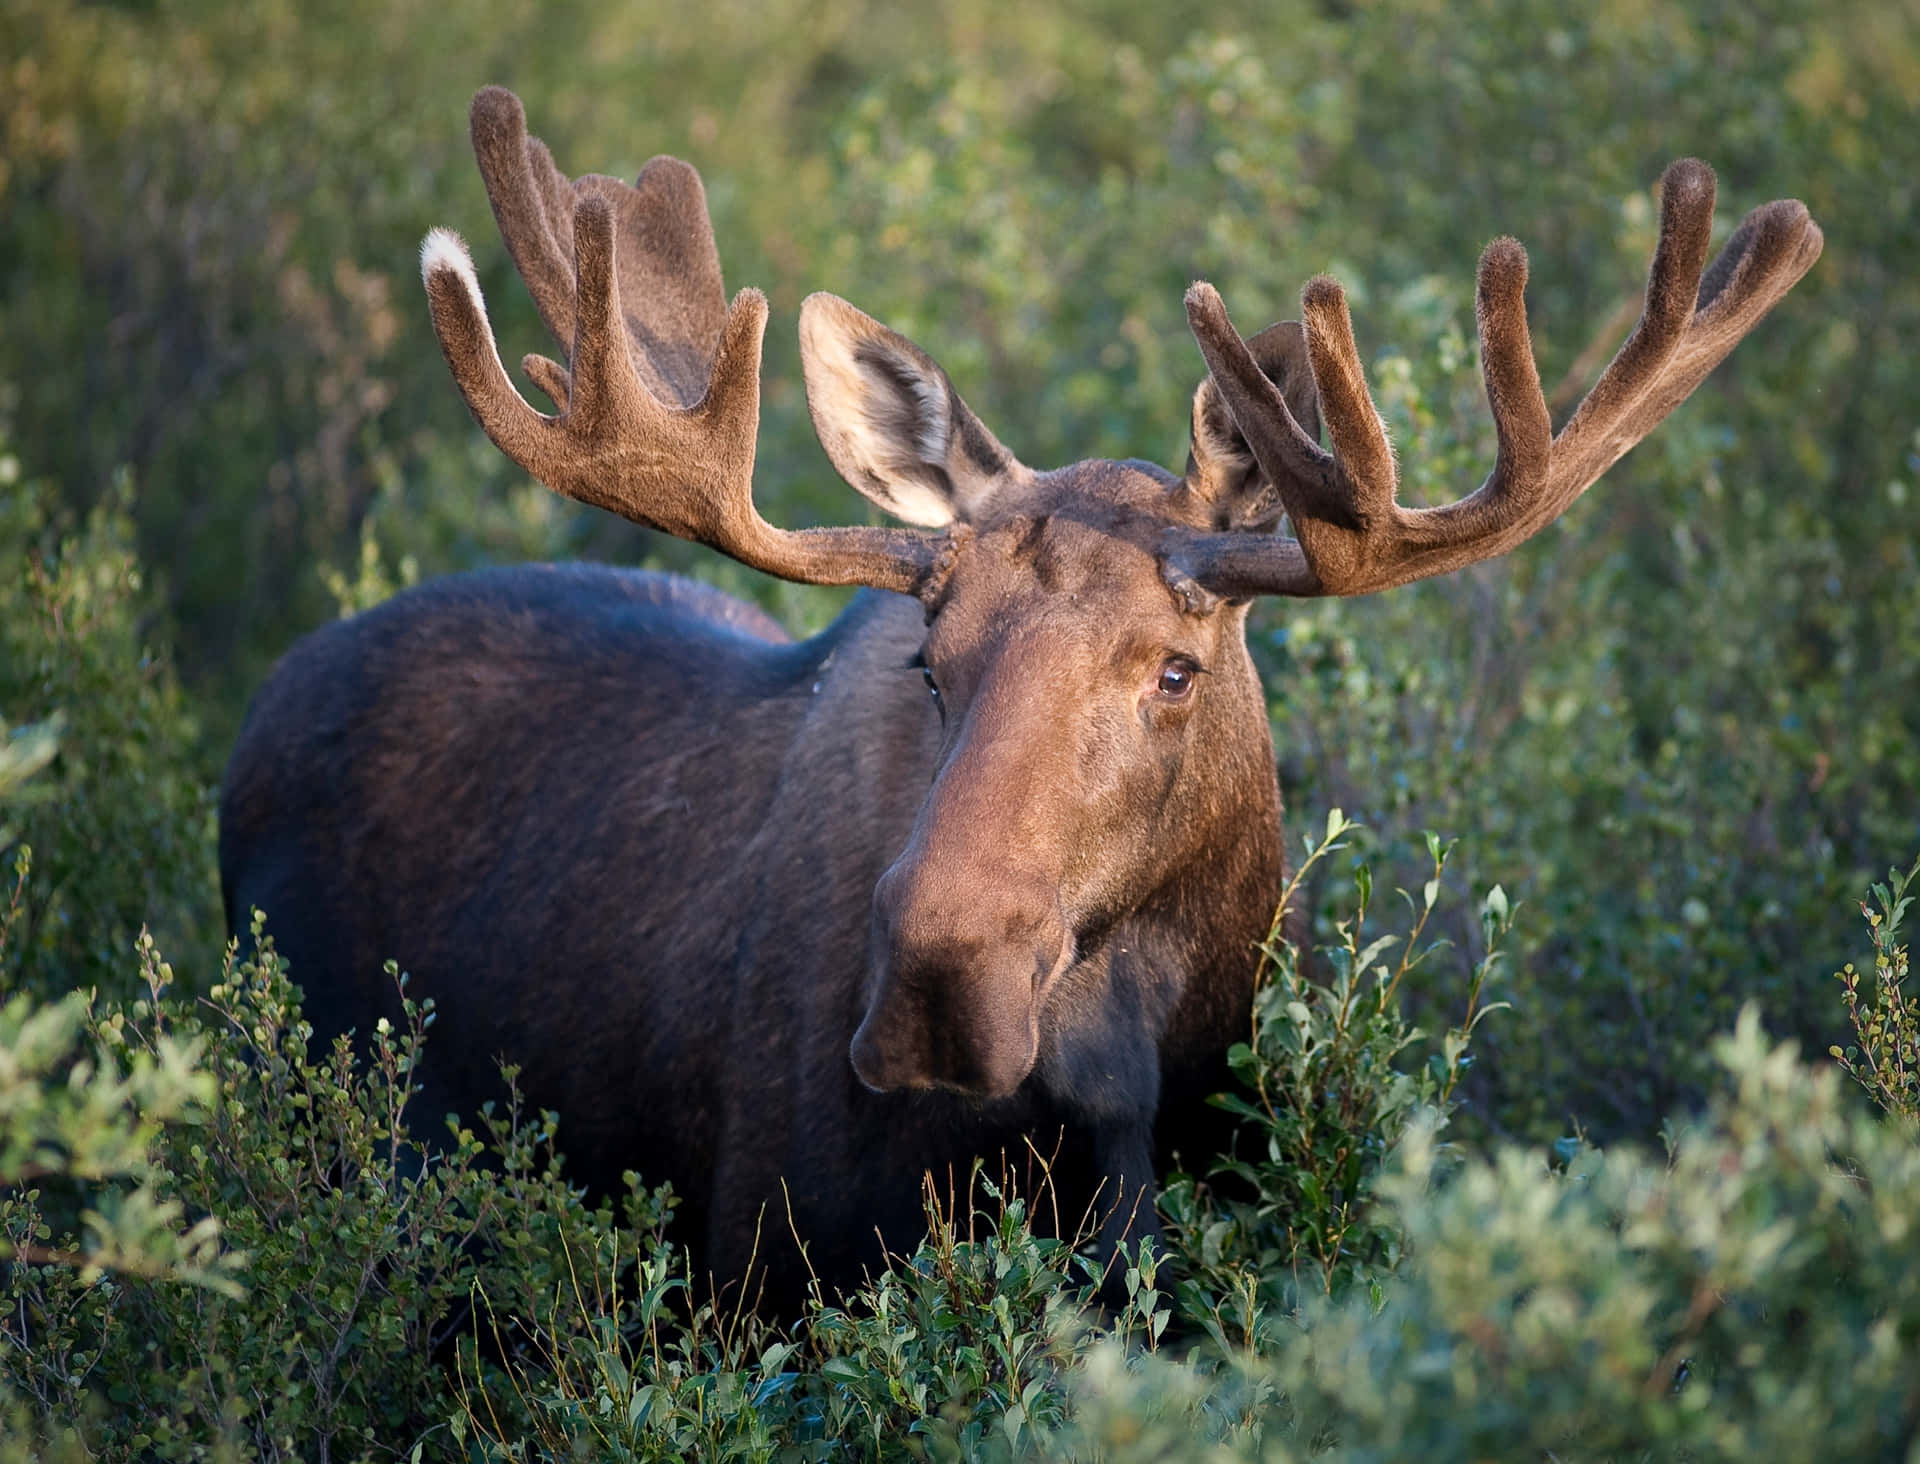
[851,864,1070,1099]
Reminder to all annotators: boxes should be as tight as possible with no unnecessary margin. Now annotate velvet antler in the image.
[420,87,941,594]
[1165,160,1823,600]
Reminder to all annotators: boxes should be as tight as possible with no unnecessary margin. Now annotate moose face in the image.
[791,291,1291,1100]
[848,472,1271,1098]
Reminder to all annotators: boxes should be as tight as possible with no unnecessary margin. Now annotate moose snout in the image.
[851,866,1069,1099]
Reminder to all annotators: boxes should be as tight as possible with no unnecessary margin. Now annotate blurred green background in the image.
[2,0,1915,1143]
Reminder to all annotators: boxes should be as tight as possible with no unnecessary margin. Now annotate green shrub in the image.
[454,1174,1147,1461]
[0,445,217,1004]
[0,921,680,1461]
[1065,1007,1920,1462]
[1162,814,1511,1329]
[6,856,1920,1461]
[0,718,59,822]
[0,931,238,1297]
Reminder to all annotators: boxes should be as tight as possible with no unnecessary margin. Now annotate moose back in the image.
[220,87,1821,1309]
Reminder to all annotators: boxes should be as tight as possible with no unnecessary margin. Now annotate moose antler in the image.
[420,87,940,594]
[1166,160,1823,600]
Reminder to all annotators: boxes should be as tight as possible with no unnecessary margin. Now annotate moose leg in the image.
[1090,1122,1160,1306]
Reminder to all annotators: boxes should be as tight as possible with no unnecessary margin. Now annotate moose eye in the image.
[1156,658,1198,701]
[909,650,941,704]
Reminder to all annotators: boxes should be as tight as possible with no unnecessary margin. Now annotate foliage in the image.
[1163,813,1511,1328]
[0,717,60,830]
[0,906,239,1297]
[0,442,217,1004]
[1062,1010,1920,1461]
[1831,852,1920,1125]
[0,922,681,1461]
[795,1189,1166,1458]
[454,1174,1169,1461]
[6,868,1920,1460]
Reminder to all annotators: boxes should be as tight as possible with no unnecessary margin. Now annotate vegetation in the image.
[2,0,1916,1456]
[1831,853,1920,1127]
[0,460,217,1002]
[4,816,1915,1456]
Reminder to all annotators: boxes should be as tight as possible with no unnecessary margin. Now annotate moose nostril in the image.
[849,1010,927,1093]
[847,1026,884,1090]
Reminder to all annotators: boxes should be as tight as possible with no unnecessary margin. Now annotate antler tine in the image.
[470,84,730,410]
[421,90,941,596]
[1549,185,1823,490]
[1168,160,1822,600]
[469,85,581,356]
[1495,158,1717,517]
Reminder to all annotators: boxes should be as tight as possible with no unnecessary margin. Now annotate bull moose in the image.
[220,86,1821,1310]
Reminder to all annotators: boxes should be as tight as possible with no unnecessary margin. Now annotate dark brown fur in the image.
[222,478,1282,1311]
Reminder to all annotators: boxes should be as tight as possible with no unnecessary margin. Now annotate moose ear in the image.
[1182,320,1323,532]
[800,293,1027,527]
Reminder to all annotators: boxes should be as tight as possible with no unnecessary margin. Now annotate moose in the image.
[220,86,1821,1311]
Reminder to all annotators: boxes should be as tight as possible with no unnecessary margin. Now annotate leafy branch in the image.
[1830,852,1920,1125]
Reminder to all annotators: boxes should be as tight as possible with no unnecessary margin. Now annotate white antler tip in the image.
[420,227,480,297]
